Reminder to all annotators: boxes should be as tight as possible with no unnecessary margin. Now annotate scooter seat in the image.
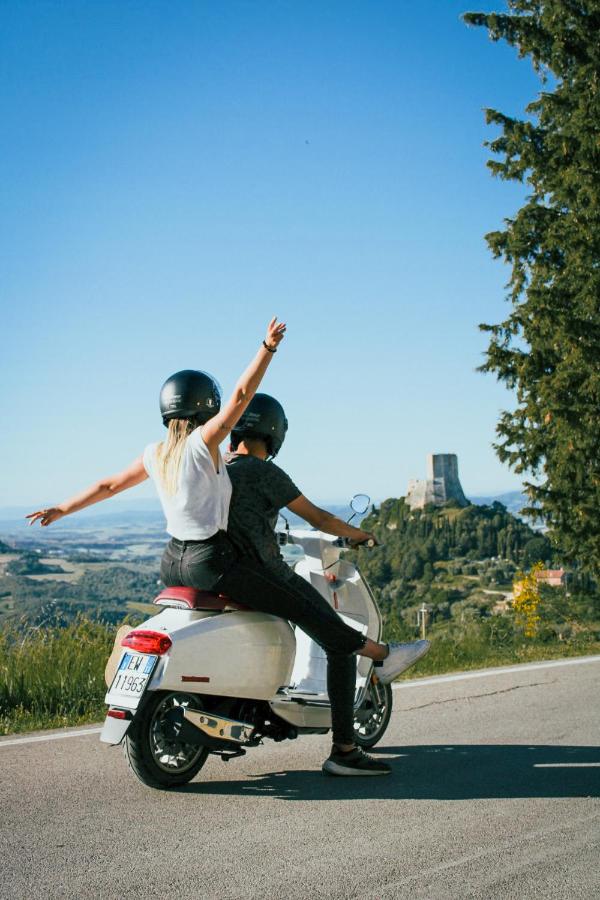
[153,586,249,611]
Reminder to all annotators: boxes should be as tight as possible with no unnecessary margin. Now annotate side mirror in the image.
[350,494,371,515]
[347,493,371,524]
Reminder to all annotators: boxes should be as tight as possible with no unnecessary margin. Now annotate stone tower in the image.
[406,453,469,510]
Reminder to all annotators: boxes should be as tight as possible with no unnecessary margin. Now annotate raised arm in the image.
[201,317,286,454]
[26,456,148,527]
[287,495,377,545]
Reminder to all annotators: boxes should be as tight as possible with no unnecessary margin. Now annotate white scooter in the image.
[101,496,393,789]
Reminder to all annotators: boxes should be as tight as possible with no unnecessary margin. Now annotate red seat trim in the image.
[153,586,249,611]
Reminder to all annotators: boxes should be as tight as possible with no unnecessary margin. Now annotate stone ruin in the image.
[406,453,469,510]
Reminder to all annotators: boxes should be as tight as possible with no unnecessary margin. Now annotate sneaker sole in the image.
[322,761,391,777]
[377,641,431,685]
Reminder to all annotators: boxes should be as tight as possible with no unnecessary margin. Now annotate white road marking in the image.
[1,655,598,749]
[392,654,600,691]
[0,727,102,748]
[534,763,600,768]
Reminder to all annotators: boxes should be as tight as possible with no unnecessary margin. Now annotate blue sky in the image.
[1,1,541,509]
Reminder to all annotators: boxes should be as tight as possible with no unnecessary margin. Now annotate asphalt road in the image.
[1,656,599,900]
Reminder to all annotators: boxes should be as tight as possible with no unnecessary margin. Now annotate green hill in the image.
[356,496,551,599]
[352,498,599,664]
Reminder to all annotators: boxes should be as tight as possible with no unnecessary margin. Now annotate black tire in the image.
[353,679,393,748]
[124,691,210,789]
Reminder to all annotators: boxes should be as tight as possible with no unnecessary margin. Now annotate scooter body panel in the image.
[152,608,296,700]
[105,607,296,708]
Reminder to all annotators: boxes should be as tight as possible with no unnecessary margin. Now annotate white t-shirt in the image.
[143,429,232,541]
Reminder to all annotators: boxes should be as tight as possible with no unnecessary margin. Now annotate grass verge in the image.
[0,619,112,736]
[397,639,600,680]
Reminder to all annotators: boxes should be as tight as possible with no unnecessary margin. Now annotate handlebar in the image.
[333,537,380,549]
[278,531,382,549]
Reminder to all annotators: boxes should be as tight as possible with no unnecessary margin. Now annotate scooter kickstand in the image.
[217,748,247,762]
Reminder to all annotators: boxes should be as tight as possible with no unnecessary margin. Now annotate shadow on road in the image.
[175,744,600,801]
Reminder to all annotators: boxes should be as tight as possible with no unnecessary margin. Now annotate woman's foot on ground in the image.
[322,745,392,776]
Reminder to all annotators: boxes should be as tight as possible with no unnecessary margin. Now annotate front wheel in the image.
[124,691,210,789]
[353,679,393,748]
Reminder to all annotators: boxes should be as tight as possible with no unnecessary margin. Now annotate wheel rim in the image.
[354,680,389,742]
[148,693,206,774]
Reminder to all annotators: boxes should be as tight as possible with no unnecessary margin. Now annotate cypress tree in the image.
[464,2,600,571]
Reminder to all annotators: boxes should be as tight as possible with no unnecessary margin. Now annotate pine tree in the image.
[463,2,600,571]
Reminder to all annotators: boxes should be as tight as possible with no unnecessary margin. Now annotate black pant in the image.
[160,533,364,744]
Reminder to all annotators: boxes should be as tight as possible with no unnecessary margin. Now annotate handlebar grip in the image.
[336,537,380,549]
[350,537,377,549]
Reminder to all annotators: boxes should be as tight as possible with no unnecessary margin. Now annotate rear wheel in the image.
[353,679,393,748]
[124,691,209,789]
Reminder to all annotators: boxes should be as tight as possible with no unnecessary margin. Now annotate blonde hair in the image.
[156,419,197,495]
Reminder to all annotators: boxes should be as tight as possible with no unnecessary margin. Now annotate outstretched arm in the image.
[287,495,377,544]
[26,457,148,527]
[201,317,286,455]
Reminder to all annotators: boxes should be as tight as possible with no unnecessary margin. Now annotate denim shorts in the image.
[160,530,237,592]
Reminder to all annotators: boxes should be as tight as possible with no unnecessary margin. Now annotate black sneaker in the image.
[322,745,392,777]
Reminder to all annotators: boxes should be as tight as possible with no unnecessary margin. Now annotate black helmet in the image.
[159,370,221,426]
[232,393,288,457]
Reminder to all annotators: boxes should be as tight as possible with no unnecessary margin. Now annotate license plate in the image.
[108,652,158,705]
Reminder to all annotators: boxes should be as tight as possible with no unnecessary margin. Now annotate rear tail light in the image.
[121,630,172,655]
[107,708,131,720]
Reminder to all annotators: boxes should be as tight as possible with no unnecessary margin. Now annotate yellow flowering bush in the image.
[512,562,544,638]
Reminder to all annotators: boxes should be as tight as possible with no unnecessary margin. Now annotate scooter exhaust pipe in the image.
[183,709,255,744]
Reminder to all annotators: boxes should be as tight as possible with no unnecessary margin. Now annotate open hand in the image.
[265,317,287,350]
[26,507,65,527]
